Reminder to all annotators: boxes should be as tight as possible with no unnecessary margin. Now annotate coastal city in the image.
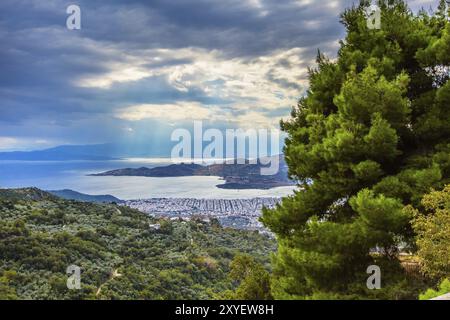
[124,198,282,232]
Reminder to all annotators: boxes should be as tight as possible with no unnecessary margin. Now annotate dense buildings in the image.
[124,198,281,231]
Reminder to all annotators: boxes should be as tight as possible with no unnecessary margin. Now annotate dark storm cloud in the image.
[80,0,351,57]
[0,0,439,149]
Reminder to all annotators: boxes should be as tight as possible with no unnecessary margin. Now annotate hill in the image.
[0,188,275,299]
[0,144,118,161]
[0,143,175,161]
[48,189,123,204]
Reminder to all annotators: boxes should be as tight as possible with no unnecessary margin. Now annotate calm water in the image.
[0,159,295,200]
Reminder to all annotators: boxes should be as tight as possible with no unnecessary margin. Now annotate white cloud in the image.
[83,46,313,128]
[78,65,152,89]
[116,101,285,129]
[0,137,19,150]
[0,136,57,151]
[115,102,222,122]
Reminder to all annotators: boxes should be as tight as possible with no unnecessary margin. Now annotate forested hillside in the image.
[0,188,275,299]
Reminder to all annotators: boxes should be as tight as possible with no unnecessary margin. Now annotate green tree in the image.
[262,0,450,299]
[419,278,450,300]
[0,271,18,300]
[409,185,450,280]
[224,255,272,300]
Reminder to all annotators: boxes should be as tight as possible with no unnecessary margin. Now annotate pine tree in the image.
[262,0,450,299]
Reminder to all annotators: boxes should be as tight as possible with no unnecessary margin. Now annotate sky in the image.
[0,0,440,152]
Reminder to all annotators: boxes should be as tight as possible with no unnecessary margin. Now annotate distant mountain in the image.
[48,189,123,203]
[90,155,295,189]
[0,144,118,161]
[0,141,284,162]
[0,142,173,161]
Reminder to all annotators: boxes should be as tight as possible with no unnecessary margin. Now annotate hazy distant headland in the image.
[0,143,170,161]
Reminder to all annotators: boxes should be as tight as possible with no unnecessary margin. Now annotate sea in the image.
[0,159,295,200]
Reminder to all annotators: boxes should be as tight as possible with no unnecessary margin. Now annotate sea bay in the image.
[0,159,295,200]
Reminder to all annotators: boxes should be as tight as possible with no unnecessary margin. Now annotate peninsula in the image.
[89,156,295,190]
